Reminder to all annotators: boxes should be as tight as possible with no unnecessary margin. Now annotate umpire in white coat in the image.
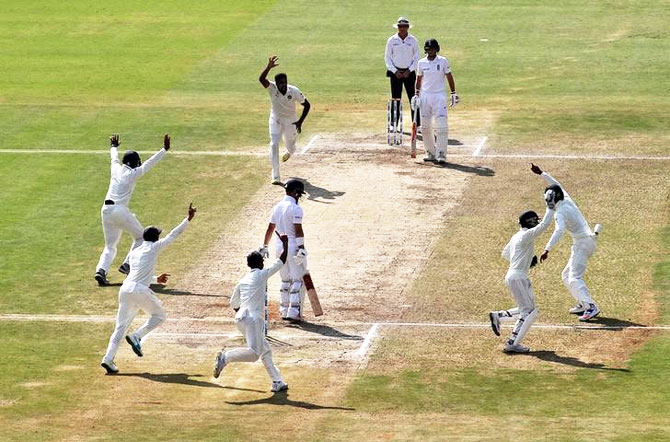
[95,134,171,286]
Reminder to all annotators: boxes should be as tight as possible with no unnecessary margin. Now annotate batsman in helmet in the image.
[489,206,554,353]
[94,134,171,286]
[414,38,459,164]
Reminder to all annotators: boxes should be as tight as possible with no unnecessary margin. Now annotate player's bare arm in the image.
[293,99,311,133]
[259,55,279,88]
[279,234,289,264]
[163,133,170,151]
[263,223,276,247]
[530,163,543,175]
[187,202,197,221]
[415,75,422,96]
[294,224,305,248]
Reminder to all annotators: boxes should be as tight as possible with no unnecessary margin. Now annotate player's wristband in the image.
[295,237,305,246]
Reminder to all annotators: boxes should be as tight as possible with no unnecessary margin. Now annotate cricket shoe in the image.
[95,269,109,287]
[578,304,601,322]
[271,179,282,186]
[271,380,289,392]
[281,152,291,162]
[503,342,530,354]
[125,334,143,357]
[436,155,447,164]
[423,153,436,162]
[212,351,227,378]
[118,262,130,275]
[568,304,585,315]
[101,359,118,374]
[489,312,501,336]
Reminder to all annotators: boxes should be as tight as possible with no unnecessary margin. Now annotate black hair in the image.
[247,251,264,269]
[274,73,287,83]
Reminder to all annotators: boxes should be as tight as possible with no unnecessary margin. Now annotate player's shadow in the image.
[581,316,648,330]
[528,351,630,372]
[102,282,123,287]
[285,321,363,341]
[115,372,265,392]
[226,390,355,410]
[291,177,345,203]
[432,162,495,176]
[151,286,226,298]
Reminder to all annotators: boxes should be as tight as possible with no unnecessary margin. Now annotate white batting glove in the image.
[293,248,308,265]
[449,92,460,108]
[410,94,419,111]
[258,244,269,258]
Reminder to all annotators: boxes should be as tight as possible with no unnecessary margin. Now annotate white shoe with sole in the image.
[504,342,530,353]
[213,351,227,378]
[569,304,585,315]
[281,152,291,162]
[578,304,601,322]
[489,312,501,336]
[271,380,289,392]
[101,359,118,374]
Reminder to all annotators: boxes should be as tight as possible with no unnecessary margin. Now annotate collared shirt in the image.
[417,55,451,93]
[121,218,190,290]
[267,81,306,121]
[502,209,554,278]
[542,173,593,251]
[230,259,283,319]
[269,195,303,239]
[105,147,166,206]
[385,33,419,73]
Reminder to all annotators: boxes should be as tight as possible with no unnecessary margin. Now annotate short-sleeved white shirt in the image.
[267,81,306,121]
[269,195,303,239]
[417,55,451,93]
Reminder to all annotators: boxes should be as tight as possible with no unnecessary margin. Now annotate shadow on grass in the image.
[583,316,649,329]
[151,286,227,298]
[285,321,363,340]
[529,351,630,372]
[226,390,355,410]
[418,161,495,176]
[115,372,264,392]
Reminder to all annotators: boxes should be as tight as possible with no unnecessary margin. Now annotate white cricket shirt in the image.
[230,259,283,319]
[542,173,593,251]
[105,147,166,206]
[385,33,419,73]
[269,195,303,239]
[502,209,554,279]
[267,81,305,121]
[417,55,451,93]
[121,218,190,290]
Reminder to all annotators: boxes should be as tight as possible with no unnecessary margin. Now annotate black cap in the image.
[285,179,305,195]
[122,150,141,168]
[519,210,539,228]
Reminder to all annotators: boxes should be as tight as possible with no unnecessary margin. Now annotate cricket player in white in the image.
[414,38,459,164]
[212,235,289,393]
[95,134,171,286]
[490,208,553,353]
[531,164,602,321]
[260,179,308,321]
[259,56,311,185]
[100,203,196,374]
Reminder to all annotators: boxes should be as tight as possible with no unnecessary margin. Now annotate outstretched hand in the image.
[293,120,302,134]
[157,273,170,284]
[530,163,543,175]
[530,255,538,268]
[187,202,197,221]
[540,250,549,263]
[163,134,171,151]
[110,134,120,148]
[267,55,279,69]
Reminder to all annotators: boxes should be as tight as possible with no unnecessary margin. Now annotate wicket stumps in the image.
[387,98,403,146]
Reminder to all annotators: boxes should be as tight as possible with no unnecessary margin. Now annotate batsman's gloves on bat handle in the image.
[294,248,308,266]
[450,92,460,108]
[259,244,269,259]
[410,94,419,111]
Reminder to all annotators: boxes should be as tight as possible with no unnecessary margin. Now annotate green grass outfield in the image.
[1,0,668,440]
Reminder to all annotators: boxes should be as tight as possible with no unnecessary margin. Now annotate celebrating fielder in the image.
[101,203,196,374]
[490,208,553,353]
[95,134,171,286]
[531,164,602,321]
[212,235,290,393]
[260,179,308,321]
[415,39,459,164]
[259,56,311,185]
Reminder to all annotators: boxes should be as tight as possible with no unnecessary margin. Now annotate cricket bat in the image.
[410,104,418,158]
[303,273,323,316]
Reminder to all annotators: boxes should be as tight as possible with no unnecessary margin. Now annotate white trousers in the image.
[562,237,596,306]
[501,276,538,345]
[276,242,307,319]
[419,92,448,156]
[103,285,167,362]
[269,117,299,181]
[96,204,144,272]
[224,315,282,382]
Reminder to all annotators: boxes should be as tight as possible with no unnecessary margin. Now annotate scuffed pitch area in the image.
[157,132,479,366]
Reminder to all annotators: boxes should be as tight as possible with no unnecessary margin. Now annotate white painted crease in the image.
[356,323,380,357]
[300,135,319,154]
[472,136,487,156]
